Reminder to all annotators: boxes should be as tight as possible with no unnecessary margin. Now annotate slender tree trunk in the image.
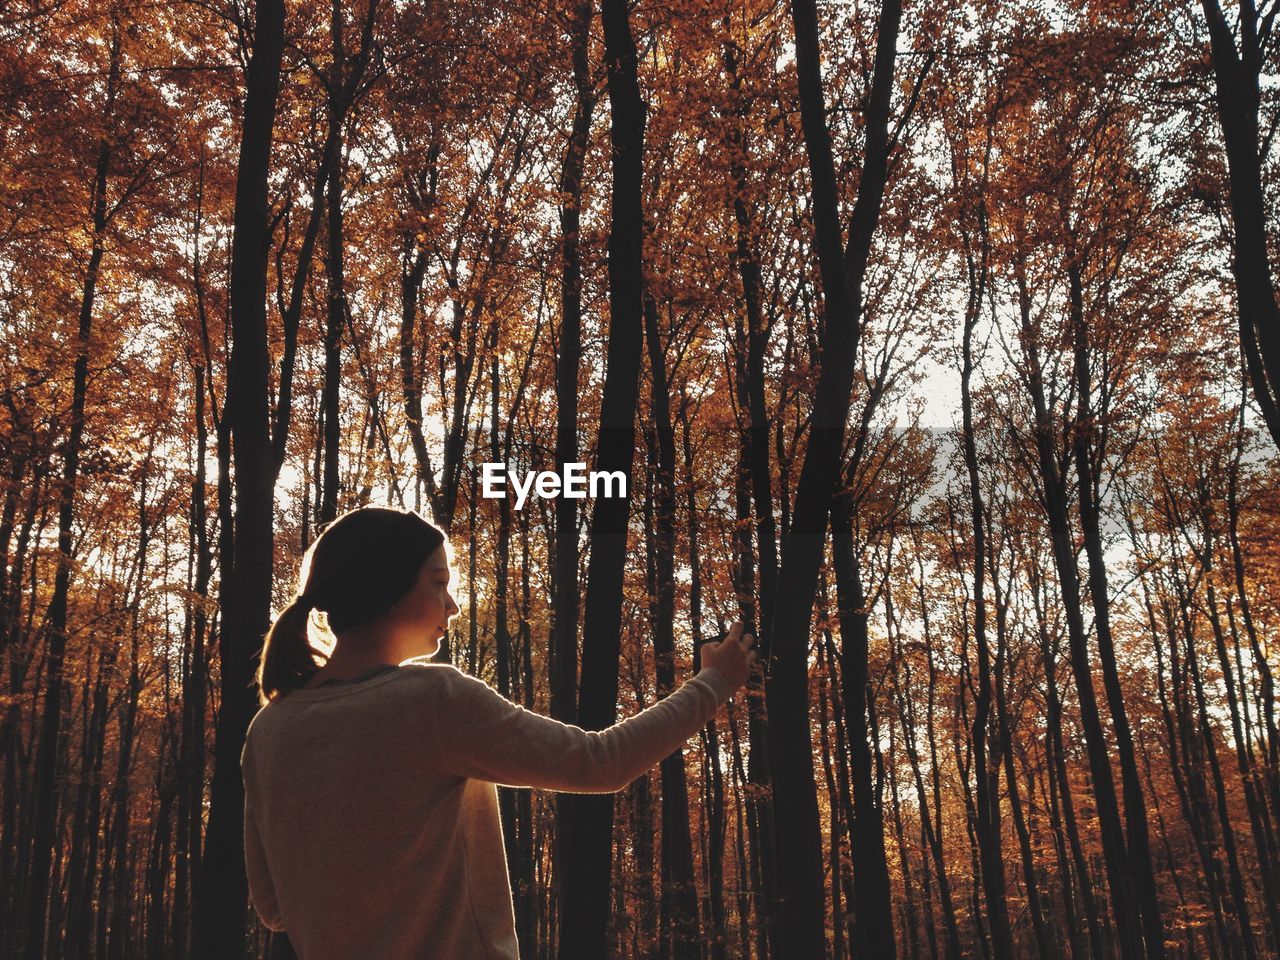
[320,0,351,524]
[1015,248,1144,960]
[62,644,112,960]
[25,25,120,958]
[815,617,848,960]
[0,459,38,957]
[988,521,1055,960]
[1226,419,1280,822]
[515,514,536,959]
[147,740,177,960]
[961,222,1014,960]
[643,297,701,959]
[550,7,592,946]
[770,1,901,954]
[1068,261,1166,959]
[724,34,782,957]
[1027,549,1106,960]
[680,393,728,960]
[1144,562,1234,960]
[1200,531,1278,950]
[910,556,966,960]
[106,458,154,960]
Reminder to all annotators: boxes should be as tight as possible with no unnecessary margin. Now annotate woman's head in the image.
[257,506,451,704]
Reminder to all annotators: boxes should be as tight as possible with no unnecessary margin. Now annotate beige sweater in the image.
[241,660,733,959]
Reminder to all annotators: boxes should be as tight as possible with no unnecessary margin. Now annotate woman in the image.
[242,505,755,959]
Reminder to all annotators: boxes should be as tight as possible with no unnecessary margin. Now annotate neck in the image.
[312,621,437,683]
[311,629,402,683]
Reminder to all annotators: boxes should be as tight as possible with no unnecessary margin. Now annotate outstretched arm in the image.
[431,624,755,793]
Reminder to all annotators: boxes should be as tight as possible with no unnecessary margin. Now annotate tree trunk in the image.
[1015,248,1144,960]
[680,393,727,960]
[643,297,701,959]
[961,208,1014,960]
[1027,549,1106,960]
[770,1,901,954]
[556,0,646,954]
[550,7,593,947]
[25,24,120,957]
[1068,260,1167,959]
[1201,0,1280,449]
[195,0,285,953]
[832,492,897,959]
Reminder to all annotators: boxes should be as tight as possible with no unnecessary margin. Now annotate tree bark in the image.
[1201,0,1280,449]
[318,0,381,523]
[832,492,897,960]
[556,0,646,954]
[25,24,120,958]
[1015,249,1144,960]
[551,6,592,946]
[643,296,701,959]
[1068,260,1166,959]
[960,192,1014,960]
[195,0,285,953]
[772,1,902,955]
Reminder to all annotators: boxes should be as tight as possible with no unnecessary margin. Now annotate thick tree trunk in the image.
[195,0,285,954]
[1201,0,1280,449]
[3,486,49,960]
[556,0,645,954]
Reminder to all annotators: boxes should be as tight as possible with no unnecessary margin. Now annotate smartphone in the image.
[694,623,757,671]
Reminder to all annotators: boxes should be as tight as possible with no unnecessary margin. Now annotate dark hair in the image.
[257,506,447,705]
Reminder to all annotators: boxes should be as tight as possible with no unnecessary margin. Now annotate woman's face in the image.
[402,544,460,652]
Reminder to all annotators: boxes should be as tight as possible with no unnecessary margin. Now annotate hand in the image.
[700,621,757,693]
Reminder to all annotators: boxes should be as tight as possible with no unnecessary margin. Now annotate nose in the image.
[446,592,460,618]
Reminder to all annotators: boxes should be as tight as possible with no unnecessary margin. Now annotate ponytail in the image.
[253,506,448,707]
[257,596,323,706]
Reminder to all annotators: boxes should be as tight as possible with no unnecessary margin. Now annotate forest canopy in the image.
[1,0,1278,958]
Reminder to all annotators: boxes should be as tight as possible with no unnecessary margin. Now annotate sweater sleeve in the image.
[242,754,286,932]
[428,666,734,793]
